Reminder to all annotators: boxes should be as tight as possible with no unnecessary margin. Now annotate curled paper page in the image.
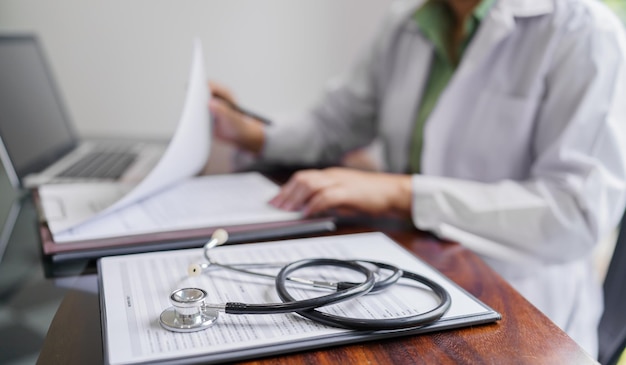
[40,38,210,235]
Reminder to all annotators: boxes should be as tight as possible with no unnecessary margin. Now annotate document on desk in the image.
[39,37,210,235]
[99,232,501,365]
[52,172,303,243]
[36,171,335,261]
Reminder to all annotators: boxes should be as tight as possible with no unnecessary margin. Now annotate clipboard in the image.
[98,232,501,365]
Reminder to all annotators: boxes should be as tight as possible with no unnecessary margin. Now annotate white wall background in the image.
[0,0,392,140]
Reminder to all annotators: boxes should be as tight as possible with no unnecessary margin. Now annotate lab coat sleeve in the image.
[260,2,411,165]
[412,8,626,264]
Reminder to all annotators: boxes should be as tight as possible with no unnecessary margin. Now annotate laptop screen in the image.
[0,35,78,185]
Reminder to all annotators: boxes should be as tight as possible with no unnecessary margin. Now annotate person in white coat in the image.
[208,0,626,358]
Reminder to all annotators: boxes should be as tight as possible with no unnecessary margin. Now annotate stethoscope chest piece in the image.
[159,288,218,332]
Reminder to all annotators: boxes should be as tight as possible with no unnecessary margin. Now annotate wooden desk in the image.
[38,218,595,365]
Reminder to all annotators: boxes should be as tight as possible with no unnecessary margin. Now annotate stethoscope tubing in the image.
[276,268,452,331]
[223,258,376,314]
[205,257,451,329]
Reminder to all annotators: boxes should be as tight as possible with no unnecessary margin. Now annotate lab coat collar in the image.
[457,0,553,77]
[406,0,554,18]
[403,0,554,35]
[499,0,554,17]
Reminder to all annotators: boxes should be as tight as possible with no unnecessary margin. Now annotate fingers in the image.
[209,96,240,123]
[208,81,238,129]
[207,80,241,131]
[270,171,314,210]
[304,186,347,216]
[269,169,356,216]
[276,183,311,210]
[209,97,233,119]
[208,81,236,104]
[209,98,241,138]
[270,170,334,211]
[270,169,412,219]
[207,82,254,148]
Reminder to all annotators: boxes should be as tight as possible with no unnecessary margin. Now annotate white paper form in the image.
[99,232,500,365]
[40,38,210,235]
[53,172,302,243]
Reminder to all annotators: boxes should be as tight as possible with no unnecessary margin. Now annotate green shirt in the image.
[408,0,494,173]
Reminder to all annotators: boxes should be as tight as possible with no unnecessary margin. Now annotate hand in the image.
[269,167,413,218]
[208,81,265,154]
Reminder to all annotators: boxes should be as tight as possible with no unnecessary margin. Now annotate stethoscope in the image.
[160,229,452,333]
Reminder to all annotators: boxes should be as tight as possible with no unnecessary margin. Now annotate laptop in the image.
[0,34,166,189]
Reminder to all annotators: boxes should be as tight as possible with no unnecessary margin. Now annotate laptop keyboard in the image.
[58,149,138,179]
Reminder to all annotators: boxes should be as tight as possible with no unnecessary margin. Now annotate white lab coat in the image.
[261,0,626,357]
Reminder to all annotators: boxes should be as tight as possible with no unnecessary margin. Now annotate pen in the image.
[213,94,273,125]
